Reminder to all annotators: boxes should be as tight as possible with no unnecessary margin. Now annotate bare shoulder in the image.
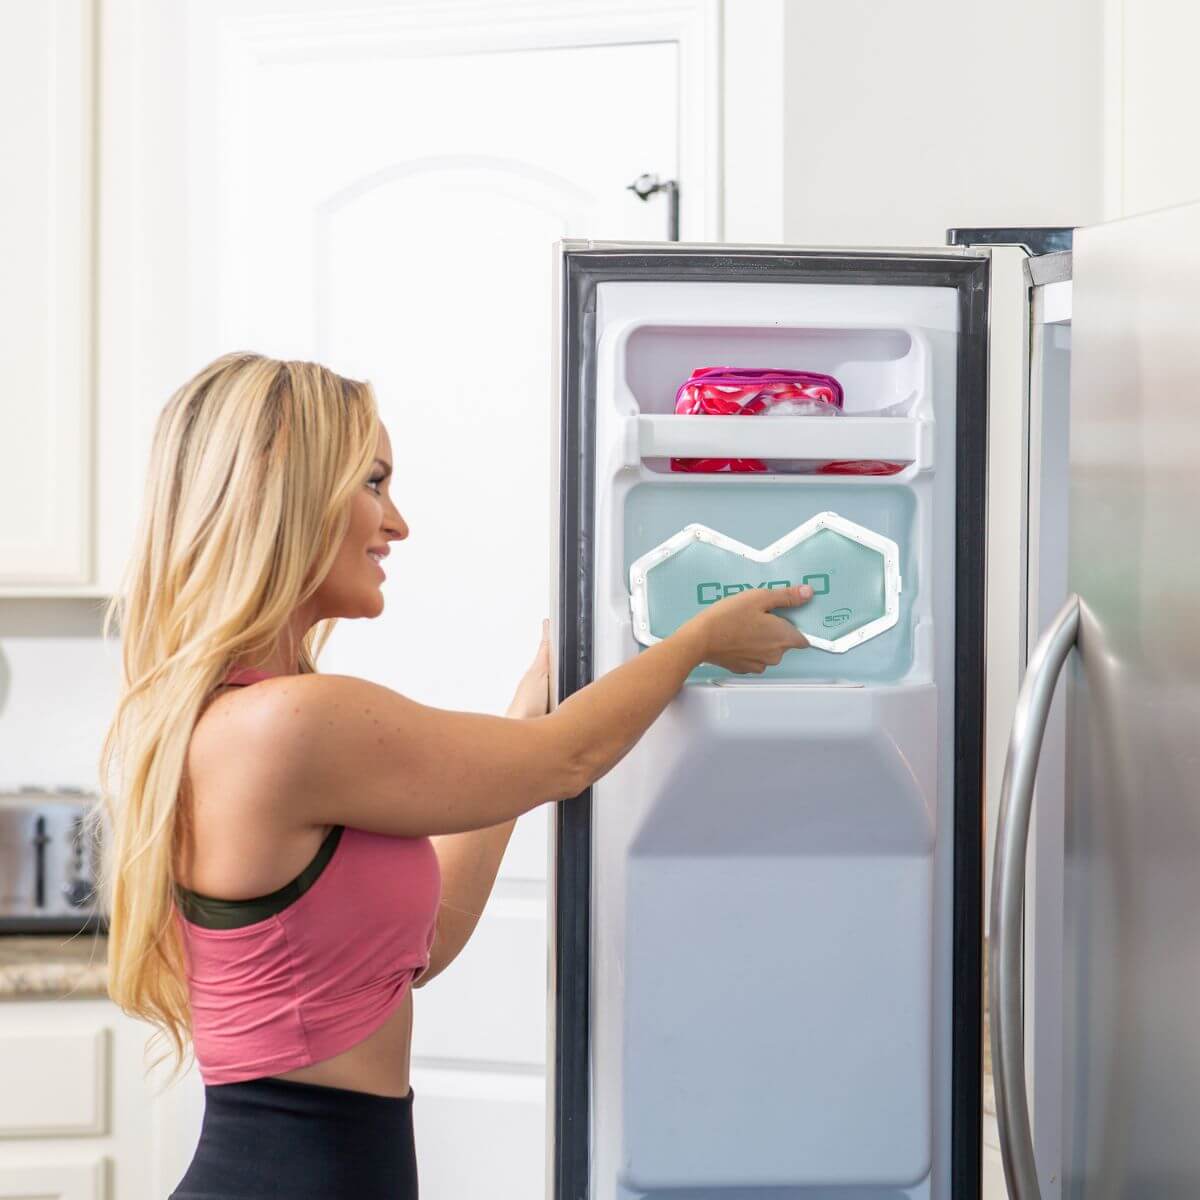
[190,674,403,794]
[193,670,573,839]
[183,677,356,893]
[225,672,404,745]
[189,672,436,837]
[193,673,366,758]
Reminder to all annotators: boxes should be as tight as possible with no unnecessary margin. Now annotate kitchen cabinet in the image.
[0,994,203,1199]
[0,0,151,598]
[0,1162,105,1200]
[0,1,95,591]
[1106,0,1200,217]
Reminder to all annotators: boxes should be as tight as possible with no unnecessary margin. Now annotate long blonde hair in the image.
[90,352,379,1084]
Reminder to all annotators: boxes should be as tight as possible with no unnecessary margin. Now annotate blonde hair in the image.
[90,351,379,1084]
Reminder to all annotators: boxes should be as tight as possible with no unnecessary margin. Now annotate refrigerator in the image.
[544,208,1198,1199]
[992,201,1200,1200]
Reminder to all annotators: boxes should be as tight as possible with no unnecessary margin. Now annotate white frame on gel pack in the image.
[627,510,903,653]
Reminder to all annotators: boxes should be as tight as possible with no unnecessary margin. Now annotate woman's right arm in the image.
[248,583,809,838]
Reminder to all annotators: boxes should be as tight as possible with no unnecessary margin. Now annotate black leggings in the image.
[168,1075,418,1199]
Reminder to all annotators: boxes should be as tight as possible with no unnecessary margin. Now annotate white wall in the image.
[778,0,1106,245]
[0,601,119,790]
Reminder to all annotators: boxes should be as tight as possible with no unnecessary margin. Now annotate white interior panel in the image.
[587,278,961,1197]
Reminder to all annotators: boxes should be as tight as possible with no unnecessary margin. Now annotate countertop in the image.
[0,933,109,999]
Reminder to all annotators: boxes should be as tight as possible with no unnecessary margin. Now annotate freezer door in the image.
[1061,205,1200,1196]
[548,242,989,1200]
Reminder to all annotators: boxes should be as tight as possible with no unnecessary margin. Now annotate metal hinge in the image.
[945,226,1074,256]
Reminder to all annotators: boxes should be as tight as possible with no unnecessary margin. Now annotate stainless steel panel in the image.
[1065,202,1200,1197]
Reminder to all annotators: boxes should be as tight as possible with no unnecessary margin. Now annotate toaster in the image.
[0,787,107,934]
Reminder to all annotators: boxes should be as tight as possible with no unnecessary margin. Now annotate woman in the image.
[93,351,812,1198]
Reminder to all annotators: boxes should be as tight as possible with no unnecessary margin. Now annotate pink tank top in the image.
[173,666,441,1086]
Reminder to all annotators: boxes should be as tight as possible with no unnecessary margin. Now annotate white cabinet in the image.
[0,1161,105,1200]
[0,996,204,1200]
[0,1,95,590]
[1107,0,1200,217]
[0,1024,108,1136]
[0,0,150,598]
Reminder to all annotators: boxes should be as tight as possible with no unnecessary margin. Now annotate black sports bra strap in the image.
[174,824,345,930]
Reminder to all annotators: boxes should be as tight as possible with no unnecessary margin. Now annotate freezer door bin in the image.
[549,243,989,1200]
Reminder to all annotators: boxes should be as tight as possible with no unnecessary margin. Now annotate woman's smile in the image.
[367,545,390,579]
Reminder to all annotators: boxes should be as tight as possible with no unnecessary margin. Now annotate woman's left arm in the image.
[414,623,551,989]
[415,813,518,987]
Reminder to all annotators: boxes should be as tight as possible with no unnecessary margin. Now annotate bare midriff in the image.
[270,989,415,1098]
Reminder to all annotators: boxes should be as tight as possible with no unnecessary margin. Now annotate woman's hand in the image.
[679,583,812,673]
[506,618,551,719]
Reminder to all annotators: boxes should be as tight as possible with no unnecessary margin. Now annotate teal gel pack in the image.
[628,511,901,653]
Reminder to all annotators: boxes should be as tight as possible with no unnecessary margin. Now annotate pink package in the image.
[668,366,903,475]
[670,367,841,473]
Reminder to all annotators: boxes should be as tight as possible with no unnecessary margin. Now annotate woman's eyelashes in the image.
[366,476,385,494]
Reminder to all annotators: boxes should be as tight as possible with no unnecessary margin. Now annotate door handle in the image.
[626,173,680,241]
[990,592,1080,1200]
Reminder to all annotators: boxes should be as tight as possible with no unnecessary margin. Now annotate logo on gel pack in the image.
[696,573,831,604]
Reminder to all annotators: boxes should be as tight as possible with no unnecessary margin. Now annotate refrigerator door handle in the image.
[990,592,1080,1200]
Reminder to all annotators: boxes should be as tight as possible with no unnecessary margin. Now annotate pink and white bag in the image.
[669,367,843,473]
[668,366,904,475]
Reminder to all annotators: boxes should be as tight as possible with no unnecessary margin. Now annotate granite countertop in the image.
[0,934,109,999]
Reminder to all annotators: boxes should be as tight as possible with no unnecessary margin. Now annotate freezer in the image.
[547,242,994,1200]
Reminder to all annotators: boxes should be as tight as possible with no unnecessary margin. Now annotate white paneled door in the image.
[117,1,714,1195]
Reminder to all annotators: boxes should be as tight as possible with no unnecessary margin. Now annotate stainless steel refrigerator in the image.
[546,239,996,1200]
[993,202,1200,1199]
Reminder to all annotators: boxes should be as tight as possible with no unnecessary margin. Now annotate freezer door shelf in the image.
[628,414,933,470]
